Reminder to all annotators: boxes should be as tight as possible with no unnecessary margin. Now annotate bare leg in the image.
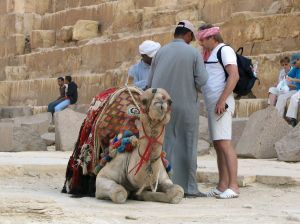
[135,182,184,204]
[95,177,128,204]
[214,140,239,193]
[268,93,277,106]
[213,141,229,192]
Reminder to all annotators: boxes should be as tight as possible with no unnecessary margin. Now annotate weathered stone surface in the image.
[0,123,13,151]
[14,112,51,135]
[199,116,210,143]
[58,26,73,42]
[31,30,56,49]
[55,108,85,151]
[41,132,55,146]
[232,118,248,147]
[5,66,28,81]
[275,123,300,162]
[236,107,292,159]
[197,139,210,156]
[73,20,99,41]
[0,106,33,118]
[67,104,89,114]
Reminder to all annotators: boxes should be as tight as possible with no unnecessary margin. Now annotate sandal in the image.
[205,188,223,197]
[216,189,239,199]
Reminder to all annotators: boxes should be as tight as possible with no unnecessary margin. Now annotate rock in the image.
[199,116,210,142]
[58,26,73,42]
[47,145,56,151]
[0,106,33,118]
[267,1,282,14]
[41,133,55,146]
[198,139,210,156]
[68,104,89,114]
[14,113,51,135]
[31,30,56,49]
[55,108,85,151]
[5,66,28,81]
[242,204,253,209]
[0,123,47,152]
[232,118,248,147]
[236,107,292,159]
[275,123,300,162]
[48,125,55,133]
[0,123,14,151]
[73,20,99,41]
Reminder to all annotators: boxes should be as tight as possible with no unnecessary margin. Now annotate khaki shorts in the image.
[207,94,235,141]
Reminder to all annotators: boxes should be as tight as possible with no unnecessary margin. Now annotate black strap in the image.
[216,44,230,80]
[236,47,243,55]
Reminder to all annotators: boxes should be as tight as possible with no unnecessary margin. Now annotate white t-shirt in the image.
[202,43,237,109]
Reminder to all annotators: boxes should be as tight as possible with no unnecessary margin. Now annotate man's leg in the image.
[48,100,58,113]
[54,99,71,112]
[268,87,279,106]
[286,92,300,126]
[276,91,296,117]
[213,141,229,192]
[214,140,239,193]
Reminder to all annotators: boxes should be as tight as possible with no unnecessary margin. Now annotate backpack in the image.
[217,45,258,96]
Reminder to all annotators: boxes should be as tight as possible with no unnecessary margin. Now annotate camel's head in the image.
[140,88,172,124]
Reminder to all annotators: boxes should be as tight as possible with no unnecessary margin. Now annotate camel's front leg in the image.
[136,181,184,204]
[95,177,128,204]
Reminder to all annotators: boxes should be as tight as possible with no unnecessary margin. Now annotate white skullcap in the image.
[139,40,161,58]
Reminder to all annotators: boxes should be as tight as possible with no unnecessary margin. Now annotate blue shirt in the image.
[128,60,150,89]
[288,67,300,90]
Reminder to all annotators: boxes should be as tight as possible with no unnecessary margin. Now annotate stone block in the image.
[232,118,248,147]
[0,123,13,151]
[73,20,99,41]
[5,66,28,81]
[236,107,292,159]
[275,122,300,162]
[31,30,56,49]
[41,132,55,146]
[55,108,85,151]
[58,26,73,42]
[0,106,33,118]
[197,139,210,156]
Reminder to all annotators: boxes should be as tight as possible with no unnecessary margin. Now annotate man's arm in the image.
[194,52,208,92]
[215,64,239,115]
[287,77,300,83]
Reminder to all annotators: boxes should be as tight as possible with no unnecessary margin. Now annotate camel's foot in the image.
[95,176,128,204]
[168,184,184,204]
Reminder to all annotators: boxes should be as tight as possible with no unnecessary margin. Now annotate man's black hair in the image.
[57,77,64,81]
[65,75,72,82]
[174,22,192,37]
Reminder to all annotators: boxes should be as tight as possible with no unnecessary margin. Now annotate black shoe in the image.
[290,118,297,127]
[184,192,206,198]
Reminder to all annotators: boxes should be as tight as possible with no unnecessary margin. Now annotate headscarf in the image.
[196,27,220,40]
[139,40,161,58]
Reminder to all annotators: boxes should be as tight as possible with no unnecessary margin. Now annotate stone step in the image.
[221,11,300,56]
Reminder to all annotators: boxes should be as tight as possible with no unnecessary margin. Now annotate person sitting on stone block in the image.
[127,40,161,90]
[47,77,66,116]
[54,75,78,113]
[286,53,300,127]
[268,57,296,116]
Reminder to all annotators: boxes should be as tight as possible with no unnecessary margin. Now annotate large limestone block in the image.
[0,106,33,118]
[14,112,52,135]
[55,108,85,151]
[0,123,13,151]
[232,118,248,147]
[41,132,55,146]
[73,20,99,41]
[5,66,28,81]
[58,26,73,42]
[31,30,56,49]
[275,123,300,162]
[236,107,292,159]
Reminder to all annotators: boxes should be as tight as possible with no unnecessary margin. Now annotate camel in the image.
[95,88,184,204]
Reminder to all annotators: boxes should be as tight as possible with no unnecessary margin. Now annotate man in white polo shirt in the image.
[197,25,240,199]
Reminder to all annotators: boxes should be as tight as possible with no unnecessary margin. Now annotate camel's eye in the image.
[167,99,172,106]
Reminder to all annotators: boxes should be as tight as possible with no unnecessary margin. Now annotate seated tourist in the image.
[267,57,297,117]
[286,53,300,127]
[128,40,161,90]
[54,75,78,112]
[47,77,66,116]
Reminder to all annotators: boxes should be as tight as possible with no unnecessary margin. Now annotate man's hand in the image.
[215,99,226,115]
[286,76,293,82]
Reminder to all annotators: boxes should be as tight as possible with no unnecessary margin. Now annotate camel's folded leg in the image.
[95,177,128,204]
[136,182,184,204]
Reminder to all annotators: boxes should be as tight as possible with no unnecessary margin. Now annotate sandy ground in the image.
[0,152,300,224]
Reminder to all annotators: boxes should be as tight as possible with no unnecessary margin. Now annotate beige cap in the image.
[176,20,196,40]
